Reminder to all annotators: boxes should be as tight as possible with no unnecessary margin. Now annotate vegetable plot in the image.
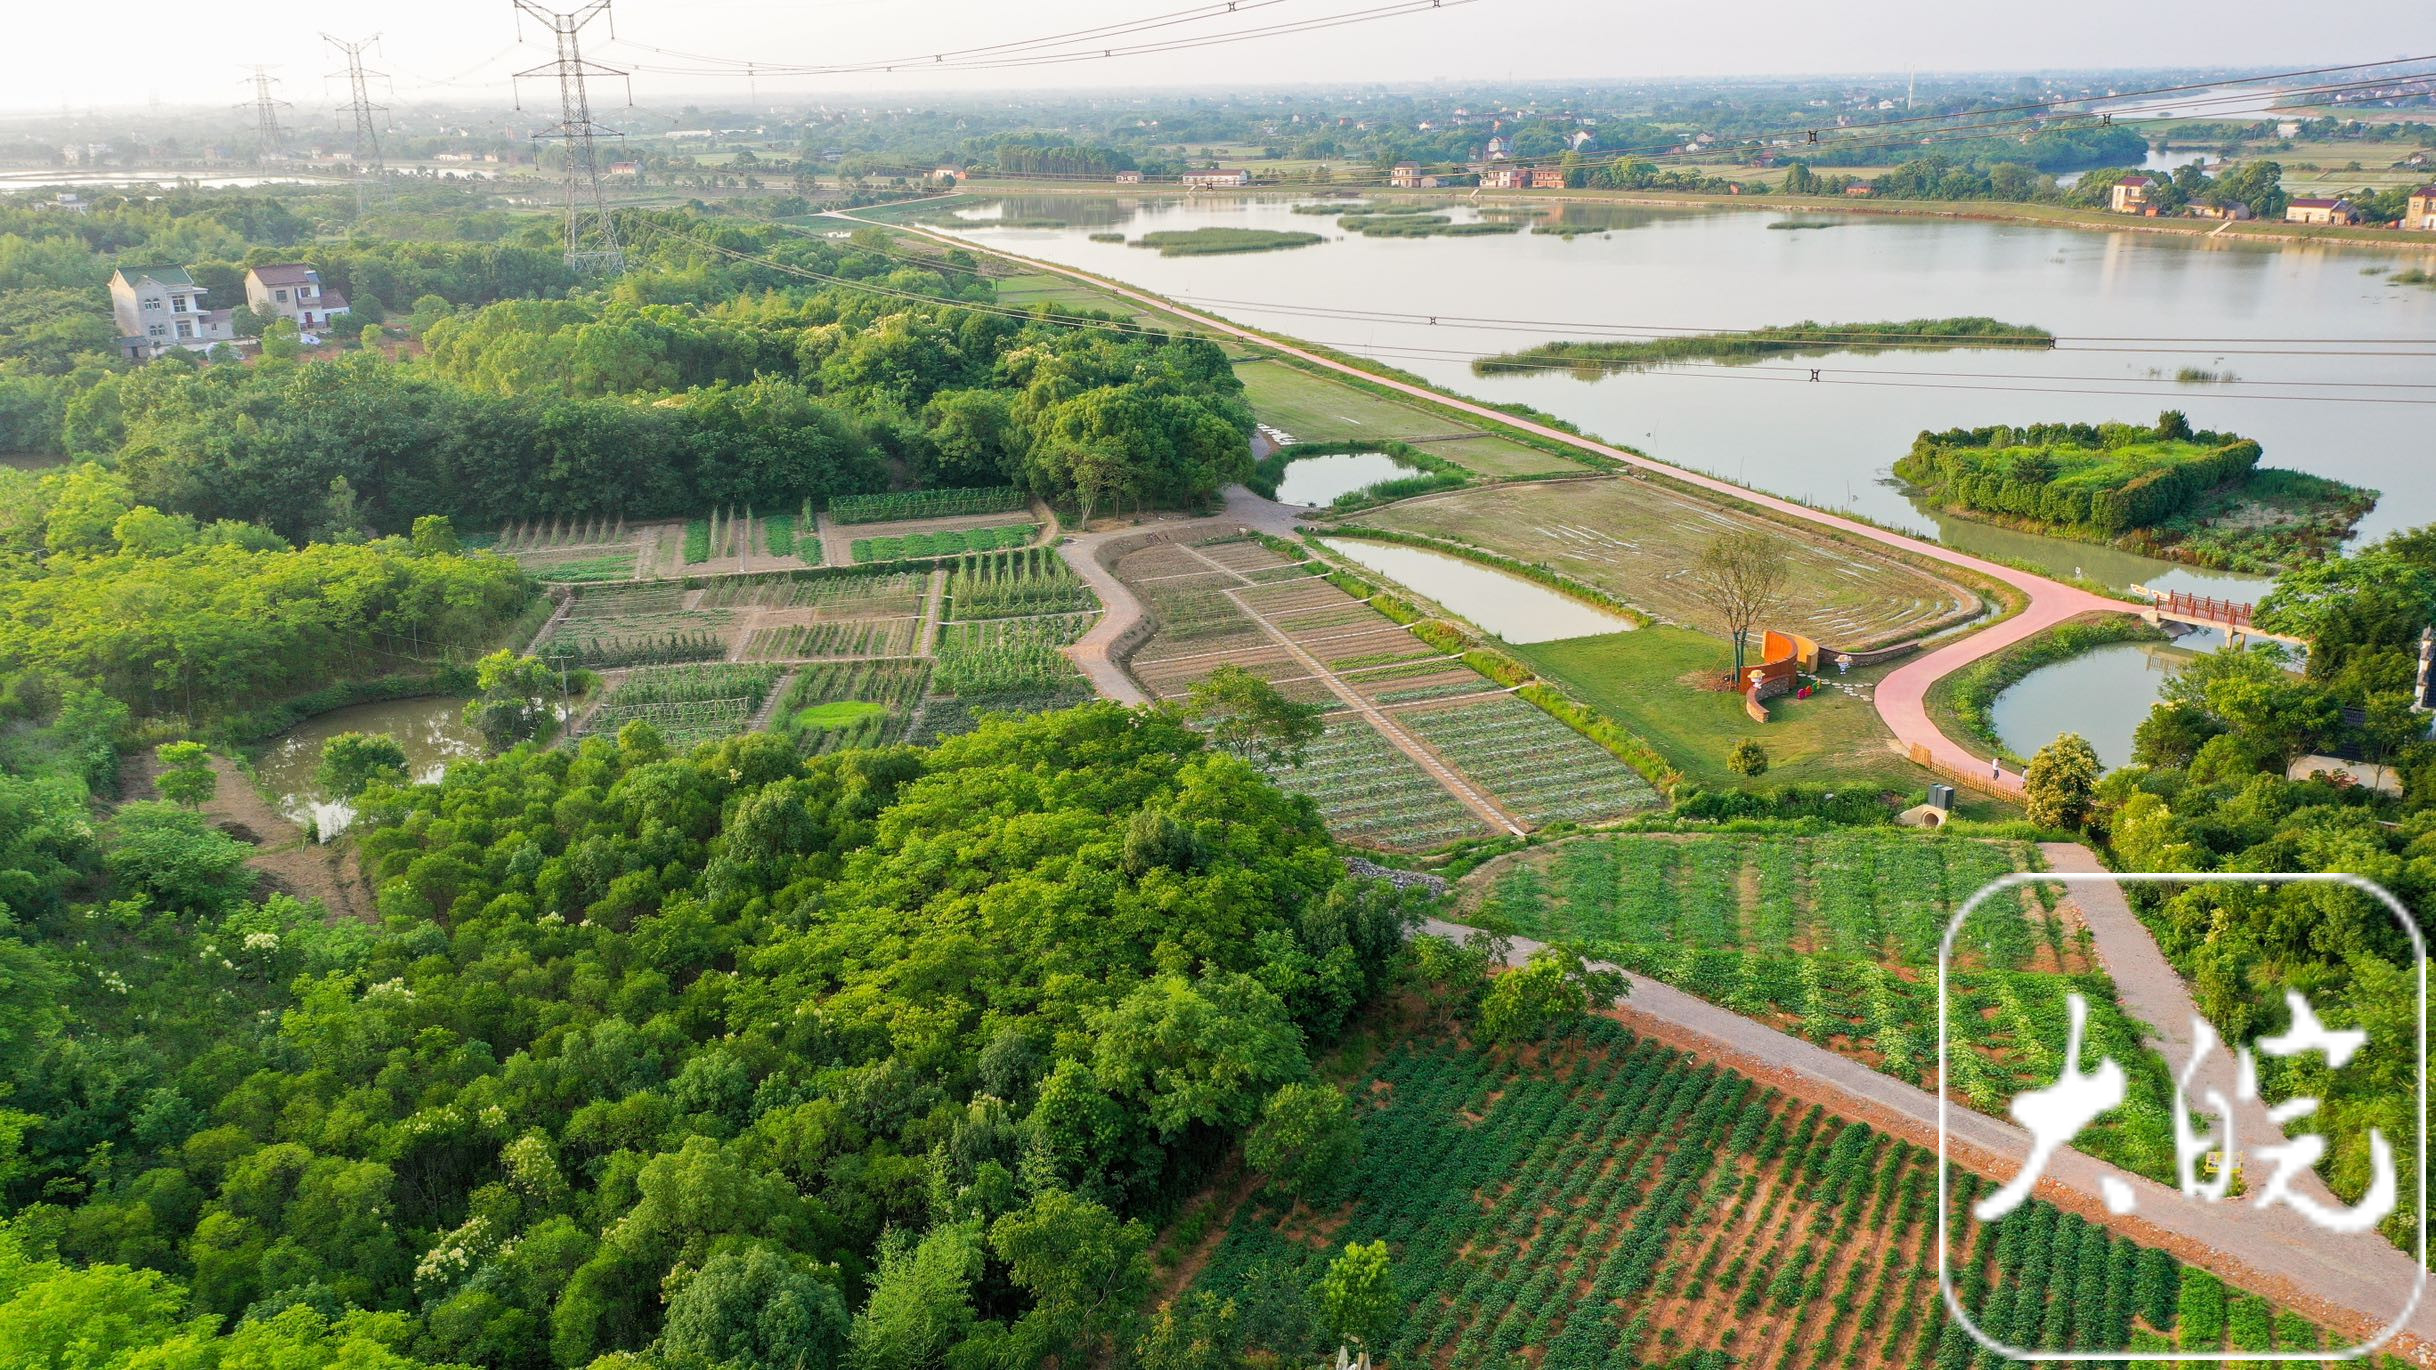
[1184,1022,2306,1369]
[828,485,1027,524]
[583,663,782,746]
[948,546,1096,619]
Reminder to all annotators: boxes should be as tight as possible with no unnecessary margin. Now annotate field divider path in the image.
[853,213,2141,796]
[1420,915,2436,1359]
[746,668,799,734]
[1215,566,1524,836]
[917,566,948,656]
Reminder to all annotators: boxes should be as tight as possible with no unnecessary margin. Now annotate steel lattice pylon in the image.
[323,34,389,216]
[514,0,629,274]
[237,66,291,164]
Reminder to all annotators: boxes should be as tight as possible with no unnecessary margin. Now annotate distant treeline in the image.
[1472,317,2054,377]
[1895,412,2261,535]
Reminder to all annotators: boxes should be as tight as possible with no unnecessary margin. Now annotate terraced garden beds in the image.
[948,546,1096,618]
[851,521,1038,563]
[1257,721,1493,850]
[1181,1022,2315,1368]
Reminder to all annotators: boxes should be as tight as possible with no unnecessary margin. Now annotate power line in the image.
[236,66,292,164]
[323,34,389,217]
[515,0,631,274]
[613,0,1314,75]
[614,0,1482,78]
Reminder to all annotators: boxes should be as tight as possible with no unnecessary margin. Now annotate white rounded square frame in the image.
[1936,870,2428,1363]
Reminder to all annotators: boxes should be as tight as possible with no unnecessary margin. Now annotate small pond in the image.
[1274,451,1424,508]
[257,696,484,839]
[1989,641,2203,771]
[1319,538,1636,644]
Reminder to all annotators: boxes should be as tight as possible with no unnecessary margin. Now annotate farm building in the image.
[2108,175,2153,214]
[1181,168,1251,188]
[2285,197,2358,226]
[2406,186,2436,232]
[1114,170,1143,184]
[1390,161,1423,187]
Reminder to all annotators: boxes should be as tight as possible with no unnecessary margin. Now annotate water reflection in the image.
[1989,640,2203,770]
[1274,451,1422,507]
[1319,538,1636,644]
[256,697,484,840]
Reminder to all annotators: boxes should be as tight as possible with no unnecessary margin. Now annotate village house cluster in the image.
[2110,173,2436,228]
[108,261,349,360]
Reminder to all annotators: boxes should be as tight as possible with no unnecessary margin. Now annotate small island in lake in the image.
[1471,316,2054,377]
[1894,410,2377,573]
[1128,227,1324,256]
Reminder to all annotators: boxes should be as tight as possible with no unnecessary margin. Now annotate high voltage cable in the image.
[612,0,1313,74]
[616,0,1480,77]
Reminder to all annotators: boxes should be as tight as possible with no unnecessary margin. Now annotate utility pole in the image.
[513,0,630,274]
[324,33,389,216]
[236,66,291,163]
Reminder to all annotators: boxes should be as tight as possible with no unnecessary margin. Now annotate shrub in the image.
[1728,739,1770,777]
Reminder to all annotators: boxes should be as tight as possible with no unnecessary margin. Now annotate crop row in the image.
[1257,721,1490,849]
[932,618,1085,696]
[947,546,1097,619]
[852,521,1036,563]
[490,513,627,551]
[740,617,919,661]
[544,630,728,669]
[828,485,1026,524]
[1398,694,1660,824]
[777,659,932,756]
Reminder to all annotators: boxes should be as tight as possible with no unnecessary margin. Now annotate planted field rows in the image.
[850,521,1037,564]
[776,659,932,756]
[947,546,1096,619]
[1467,833,2176,1179]
[683,504,823,571]
[1114,535,1661,848]
[1257,721,1493,850]
[581,663,784,748]
[1396,694,1662,824]
[1184,1023,2317,1369]
[934,616,1093,696]
[740,618,918,661]
[487,514,629,553]
[828,485,1026,524]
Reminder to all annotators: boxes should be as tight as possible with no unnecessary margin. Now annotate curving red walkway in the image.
[861,215,2131,793]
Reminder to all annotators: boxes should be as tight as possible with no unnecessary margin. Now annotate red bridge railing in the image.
[2158,589,2255,630]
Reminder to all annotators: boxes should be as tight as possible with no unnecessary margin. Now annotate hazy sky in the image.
[5,0,2429,114]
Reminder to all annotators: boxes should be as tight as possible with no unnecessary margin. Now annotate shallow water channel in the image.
[256,696,484,839]
[1319,538,1636,644]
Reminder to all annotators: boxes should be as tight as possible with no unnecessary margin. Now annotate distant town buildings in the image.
[2285,196,2358,226]
[109,265,233,360]
[243,264,349,331]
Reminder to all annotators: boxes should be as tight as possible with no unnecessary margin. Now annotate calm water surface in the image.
[1273,451,1422,507]
[1989,641,2203,769]
[940,195,2436,597]
[1319,538,1636,643]
[258,696,483,839]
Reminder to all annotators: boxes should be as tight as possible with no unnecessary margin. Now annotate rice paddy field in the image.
[1461,832,2174,1178]
[1369,478,1980,650]
[1175,1022,2343,1369]
[1114,534,1662,849]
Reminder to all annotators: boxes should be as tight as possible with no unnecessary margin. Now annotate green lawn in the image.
[1232,357,1576,478]
[1514,624,2009,816]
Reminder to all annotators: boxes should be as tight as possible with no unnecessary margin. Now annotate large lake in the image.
[934,195,2436,597]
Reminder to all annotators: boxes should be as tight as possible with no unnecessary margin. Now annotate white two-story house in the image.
[243,263,350,332]
[109,265,235,360]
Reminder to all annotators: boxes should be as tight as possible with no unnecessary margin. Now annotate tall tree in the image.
[1185,664,1324,768]
[2024,733,2101,830]
[1315,1240,1399,1370]
[1687,530,1793,677]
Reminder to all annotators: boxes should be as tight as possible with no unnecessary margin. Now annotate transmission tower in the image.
[513,0,630,273]
[236,66,292,163]
[323,33,389,215]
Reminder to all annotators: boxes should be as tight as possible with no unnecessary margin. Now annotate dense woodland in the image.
[1896,412,2263,536]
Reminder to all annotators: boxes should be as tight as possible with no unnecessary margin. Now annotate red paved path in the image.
[864,215,2129,794]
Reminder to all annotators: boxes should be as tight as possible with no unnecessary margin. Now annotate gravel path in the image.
[2041,842,2337,1207]
[859,213,2136,796]
[1423,916,2433,1360]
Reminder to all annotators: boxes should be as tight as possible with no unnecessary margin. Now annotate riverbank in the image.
[945,177,2436,254]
